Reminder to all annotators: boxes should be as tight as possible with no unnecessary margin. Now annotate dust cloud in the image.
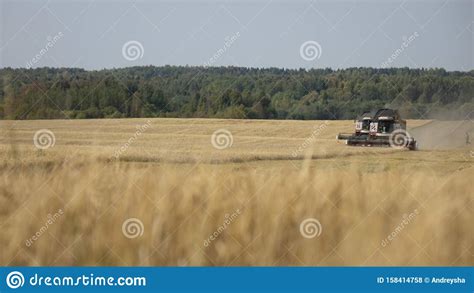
[409,120,473,150]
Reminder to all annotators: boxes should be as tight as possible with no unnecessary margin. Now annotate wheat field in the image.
[0,118,472,266]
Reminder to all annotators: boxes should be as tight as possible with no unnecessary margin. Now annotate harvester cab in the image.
[336,111,374,141]
[337,108,417,150]
[370,108,405,136]
[355,111,374,135]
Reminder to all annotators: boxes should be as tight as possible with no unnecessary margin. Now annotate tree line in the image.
[0,66,472,120]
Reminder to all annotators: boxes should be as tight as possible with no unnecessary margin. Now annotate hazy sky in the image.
[0,0,472,70]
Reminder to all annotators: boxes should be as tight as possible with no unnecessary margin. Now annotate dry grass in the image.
[0,118,472,266]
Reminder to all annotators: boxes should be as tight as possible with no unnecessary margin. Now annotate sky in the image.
[0,0,472,71]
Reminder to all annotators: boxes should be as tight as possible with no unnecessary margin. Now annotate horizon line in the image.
[1,65,473,73]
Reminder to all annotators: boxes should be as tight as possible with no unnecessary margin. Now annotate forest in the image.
[0,66,472,120]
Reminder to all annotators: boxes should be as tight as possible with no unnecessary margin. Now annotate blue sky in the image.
[0,0,472,70]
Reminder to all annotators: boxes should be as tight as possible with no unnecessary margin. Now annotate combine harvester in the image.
[337,108,417,150]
